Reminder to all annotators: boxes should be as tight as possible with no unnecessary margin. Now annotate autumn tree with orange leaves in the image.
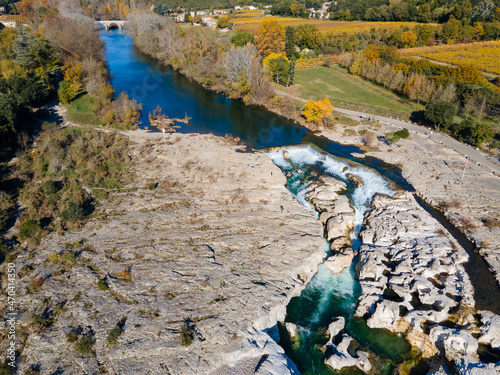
[255,20,285,57]
[302,98,334,123]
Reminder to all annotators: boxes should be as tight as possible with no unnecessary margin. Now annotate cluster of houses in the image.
[157,2,334,29]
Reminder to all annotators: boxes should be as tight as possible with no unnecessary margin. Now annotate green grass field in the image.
[65,94,102,126]
[292,66,424,118]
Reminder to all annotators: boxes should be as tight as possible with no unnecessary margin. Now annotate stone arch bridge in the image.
[97,20,127,31]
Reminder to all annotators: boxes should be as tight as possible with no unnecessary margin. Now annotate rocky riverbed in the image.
[320,121,500,290]
[1,132,326,374]
[298,175,500,373]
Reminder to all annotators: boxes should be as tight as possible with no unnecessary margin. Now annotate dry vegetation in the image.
[400,41,500,75]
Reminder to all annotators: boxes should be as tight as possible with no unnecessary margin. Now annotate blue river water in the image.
[99,29,412,191]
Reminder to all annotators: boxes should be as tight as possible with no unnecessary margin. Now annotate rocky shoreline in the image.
[289,172,500,373]
[318,120,500,289]
[2,127,500,374]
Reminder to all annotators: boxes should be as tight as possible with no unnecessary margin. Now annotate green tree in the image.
[230,31,255,47]
[471,123,493,146]
[296,24,321,50]
[440,16,462,44]
[58,80,76,104]
[425,101,456,131]
[285,26,296,60]
[216,16,231,29]
[263,53,293,86]
[452,0,473,23]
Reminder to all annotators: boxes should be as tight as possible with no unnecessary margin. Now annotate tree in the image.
[399,31,418,48]
[425,101,456,131]
[296,24,321,50]
[441,16,462,44]
[255,20,285,56]
[231,31,255,47]
[453,0,473,23]
[470,123,493,146]
[285,26,296,60]
[263,53,293,86]
[302,97,333,123]
[216,16,231,29]
[58,80,76,103]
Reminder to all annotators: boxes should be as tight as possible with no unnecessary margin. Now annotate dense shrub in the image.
[66,331,79,343]
[59,203,86,223]
[97,279,109,291]
[19,220,42,240]
[74,335,95,355]
[395,128,410,139]
[180,323,194,346]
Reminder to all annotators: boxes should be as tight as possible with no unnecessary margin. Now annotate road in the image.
[275,89,500,176]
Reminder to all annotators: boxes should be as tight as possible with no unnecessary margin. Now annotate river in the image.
[100,29,498,374]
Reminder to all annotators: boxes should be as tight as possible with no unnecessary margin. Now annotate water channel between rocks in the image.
[100,29,500,374]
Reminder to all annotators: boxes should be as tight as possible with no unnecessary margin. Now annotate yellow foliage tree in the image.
[263,52,289,67]
[63,60,84,93]
[255,20,285,57]
[400,31,418,48]
[302,97,333,123]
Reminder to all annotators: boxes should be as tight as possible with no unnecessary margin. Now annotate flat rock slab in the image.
[4,133,325,375]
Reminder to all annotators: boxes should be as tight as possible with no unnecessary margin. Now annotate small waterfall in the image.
[267,145,410,375]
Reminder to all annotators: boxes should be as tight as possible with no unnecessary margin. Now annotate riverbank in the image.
[268,146,500,373]
[7,131,327,374]
[310,119,500,290]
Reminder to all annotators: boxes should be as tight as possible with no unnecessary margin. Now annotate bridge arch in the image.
[97,20,126,32]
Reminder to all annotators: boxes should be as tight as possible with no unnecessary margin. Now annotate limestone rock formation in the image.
[3,133,326,375]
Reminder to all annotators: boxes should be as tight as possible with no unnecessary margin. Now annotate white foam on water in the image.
[267,146,394,323]
[267,151,293,171]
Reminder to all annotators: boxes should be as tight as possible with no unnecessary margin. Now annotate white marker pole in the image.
[461,156,468,180]
[162,127,165,141]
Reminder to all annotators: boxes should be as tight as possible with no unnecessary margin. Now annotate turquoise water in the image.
[268,147,416,374]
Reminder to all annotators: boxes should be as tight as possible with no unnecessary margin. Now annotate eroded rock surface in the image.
[2,133,326,375]
[357,192,473,331]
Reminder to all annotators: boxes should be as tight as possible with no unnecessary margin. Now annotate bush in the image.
[97,279,109,291]
[231,31,255,47]
[107,317,127,346]
[395,128,410,139]
[180,323,194,346]
[60,203,85,223]
[0,363,13,375]
[19,220,42,240]
[40,180,60,195]
[66,330,79,343]
[74,335,95,355]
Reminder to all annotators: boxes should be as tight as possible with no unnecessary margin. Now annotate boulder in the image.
[477,311,500,350]
[326,317,345,348]
[429,326,479,363]
[324,250,354,275]
[284,323,299,340]
[367,300,400,331]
